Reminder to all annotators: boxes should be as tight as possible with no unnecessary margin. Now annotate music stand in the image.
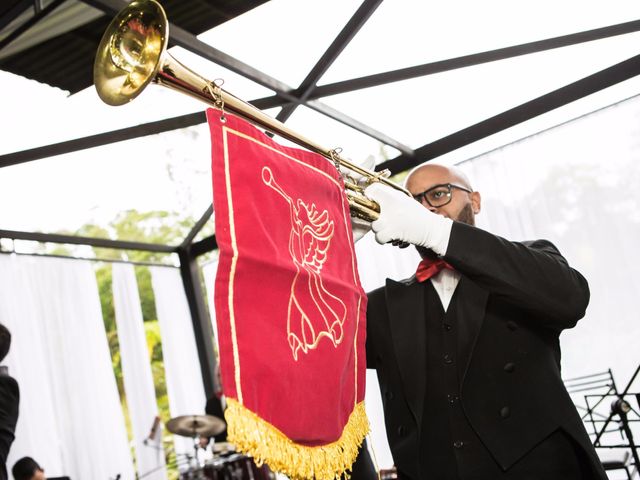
[590,363,640,476]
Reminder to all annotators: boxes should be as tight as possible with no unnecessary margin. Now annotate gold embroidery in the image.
[262,166,347,361]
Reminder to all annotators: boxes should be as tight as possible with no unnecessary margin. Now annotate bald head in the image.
[405,163,473,192]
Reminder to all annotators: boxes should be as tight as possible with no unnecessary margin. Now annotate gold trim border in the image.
[225,398,370,480]
[222,125,243,403]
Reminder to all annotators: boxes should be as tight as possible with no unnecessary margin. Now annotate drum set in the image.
[166,414,275,480]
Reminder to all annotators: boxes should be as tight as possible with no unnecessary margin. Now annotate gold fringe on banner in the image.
[225,399,370,480]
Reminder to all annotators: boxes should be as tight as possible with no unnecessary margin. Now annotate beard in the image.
[456,203,475,227]
[416,203,475,259]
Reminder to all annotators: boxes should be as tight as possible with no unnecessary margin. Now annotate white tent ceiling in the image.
[1,0,640,239]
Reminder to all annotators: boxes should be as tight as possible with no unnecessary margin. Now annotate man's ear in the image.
[471,191,481,215]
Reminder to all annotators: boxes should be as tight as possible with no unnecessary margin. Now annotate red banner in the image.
[207,108,368,478]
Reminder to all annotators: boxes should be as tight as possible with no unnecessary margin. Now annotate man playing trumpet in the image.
[356,162,606,480]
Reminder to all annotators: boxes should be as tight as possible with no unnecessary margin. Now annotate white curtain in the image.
[458,93,640,388]
[353,232,421,468]
[149,267,206,463]
[112,264,167,480]
[0,254,134,480]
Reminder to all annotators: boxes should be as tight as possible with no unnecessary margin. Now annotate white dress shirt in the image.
[429,218,460,311]
[430,269,461,312]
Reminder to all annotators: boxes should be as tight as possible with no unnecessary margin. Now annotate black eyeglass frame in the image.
[412,183,473,207]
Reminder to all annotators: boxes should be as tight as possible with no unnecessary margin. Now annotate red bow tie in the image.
[416,258,454,282]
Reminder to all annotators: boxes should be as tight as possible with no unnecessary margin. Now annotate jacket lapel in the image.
[385,276,426,425]
[454,276,489,384]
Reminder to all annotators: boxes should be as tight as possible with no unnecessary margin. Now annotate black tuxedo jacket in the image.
[0,372,19,480]
[365,222,606,479]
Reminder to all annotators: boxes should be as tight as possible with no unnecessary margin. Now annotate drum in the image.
[199,453,274,480]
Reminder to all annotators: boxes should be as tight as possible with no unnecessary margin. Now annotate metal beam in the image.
[0,94,414,168]
[0,0,33,33]
[0,0,65,52]
[0,229,176,252]
[254,18,640,104]
[377,52,640,174]
[0,249,176,268]
[181,204,213,248]
[177,247,217,398]
[190,235,218,258]
[306,99,414,155]
[0,112,205,168]
[275,0,383,124]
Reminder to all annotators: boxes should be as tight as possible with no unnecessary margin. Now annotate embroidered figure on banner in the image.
[262,166,347,361]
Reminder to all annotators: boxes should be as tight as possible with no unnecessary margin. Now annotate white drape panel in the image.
[458,93,640,388]
[149,267,206,461]
[0,254,134,479]
[354,232,422,468]
[112,264,167,480]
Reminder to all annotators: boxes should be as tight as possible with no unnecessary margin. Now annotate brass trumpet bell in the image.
[94,0,167,106]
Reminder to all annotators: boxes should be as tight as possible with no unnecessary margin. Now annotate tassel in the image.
[225,399,370,480]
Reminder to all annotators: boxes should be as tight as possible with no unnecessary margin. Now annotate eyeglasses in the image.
[412,183,472,207]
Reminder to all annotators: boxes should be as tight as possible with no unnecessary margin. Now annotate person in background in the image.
[11,457,44,480]
[0,324,19,480]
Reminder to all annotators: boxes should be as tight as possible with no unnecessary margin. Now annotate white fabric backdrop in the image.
[0,254,134,480]
[455,96,640,478]
[149,267,206,465]
[353,235,421,469]
[458,93,640,388]
[112,264,167,480]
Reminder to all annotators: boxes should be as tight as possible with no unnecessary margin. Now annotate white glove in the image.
[364,182,453,255]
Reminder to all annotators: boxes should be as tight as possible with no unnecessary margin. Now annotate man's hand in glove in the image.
[364,182,453,256]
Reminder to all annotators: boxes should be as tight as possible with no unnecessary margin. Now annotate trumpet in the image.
[93,0,411,222]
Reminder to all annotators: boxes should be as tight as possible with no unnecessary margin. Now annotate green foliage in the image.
[77,209,195,262]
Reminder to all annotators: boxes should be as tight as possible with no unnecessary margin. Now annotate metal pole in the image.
[177,246,217,399]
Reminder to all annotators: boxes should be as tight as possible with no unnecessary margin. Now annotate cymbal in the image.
[166,414,226,437]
